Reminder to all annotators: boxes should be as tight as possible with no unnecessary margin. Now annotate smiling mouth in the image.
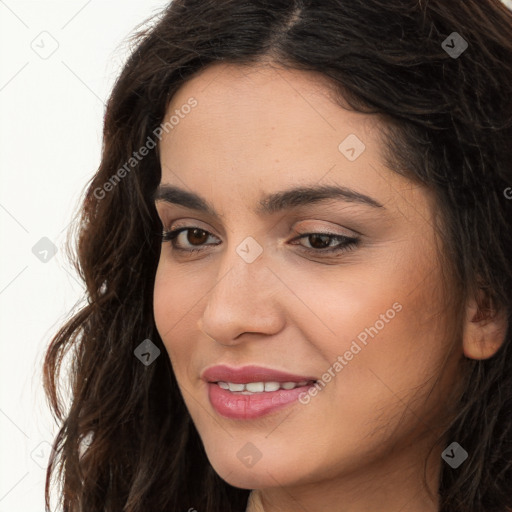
[202,365,319,418]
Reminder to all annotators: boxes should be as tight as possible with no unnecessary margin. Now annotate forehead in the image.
[157,62,433,225]
[161,62,374,153]
[161,64,379,174]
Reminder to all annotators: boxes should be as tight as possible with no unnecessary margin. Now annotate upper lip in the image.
[201,364,318,384]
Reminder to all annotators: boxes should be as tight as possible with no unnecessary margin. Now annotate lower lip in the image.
[207,382,315,419]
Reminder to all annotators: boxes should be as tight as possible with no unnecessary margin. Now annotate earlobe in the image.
[462,292,509,360]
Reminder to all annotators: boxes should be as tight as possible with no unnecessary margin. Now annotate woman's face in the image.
[153,62,461,495]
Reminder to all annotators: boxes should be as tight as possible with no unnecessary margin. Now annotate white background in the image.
[1,1,511,511]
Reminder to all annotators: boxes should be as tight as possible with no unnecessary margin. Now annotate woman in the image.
[43,1,512,511]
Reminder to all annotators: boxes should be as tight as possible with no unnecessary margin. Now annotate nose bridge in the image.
[198,241,282,342]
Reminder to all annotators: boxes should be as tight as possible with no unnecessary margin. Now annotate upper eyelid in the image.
[159,215,361,236]
[162,224,353,235]
[155,202,368,236]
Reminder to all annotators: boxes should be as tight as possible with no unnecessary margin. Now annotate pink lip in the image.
[202,365,318,420]
[201,364,317,384]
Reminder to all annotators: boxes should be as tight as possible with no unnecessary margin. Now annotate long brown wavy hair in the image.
[43,1,512,510]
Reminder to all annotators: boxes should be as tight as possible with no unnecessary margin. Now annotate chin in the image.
[218,469,273,490]
[204,445,311,490]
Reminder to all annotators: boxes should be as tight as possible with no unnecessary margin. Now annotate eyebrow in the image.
[153,183,384,217]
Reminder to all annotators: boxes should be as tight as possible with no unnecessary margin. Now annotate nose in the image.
[197,248,285,346]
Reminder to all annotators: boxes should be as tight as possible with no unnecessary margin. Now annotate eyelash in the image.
[160,227,360,256]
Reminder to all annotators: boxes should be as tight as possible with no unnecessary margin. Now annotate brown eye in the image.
[306,234,332,249]
[161,227,220,253]
[186,228,209,245]
[291,232,360,255]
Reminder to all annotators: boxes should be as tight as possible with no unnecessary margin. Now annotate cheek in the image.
[153,259,200,336]
[286,251,453,404]
[153,262,197,364]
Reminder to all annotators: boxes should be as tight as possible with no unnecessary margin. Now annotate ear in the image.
[462,289,508,360]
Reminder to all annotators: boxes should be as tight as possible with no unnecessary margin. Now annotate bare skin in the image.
[152,62,506,512]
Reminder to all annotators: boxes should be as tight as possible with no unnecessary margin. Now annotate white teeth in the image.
[264,381,280,392]
[227,383,245,392]
[217,380,312,393]
[245,382,265,392]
